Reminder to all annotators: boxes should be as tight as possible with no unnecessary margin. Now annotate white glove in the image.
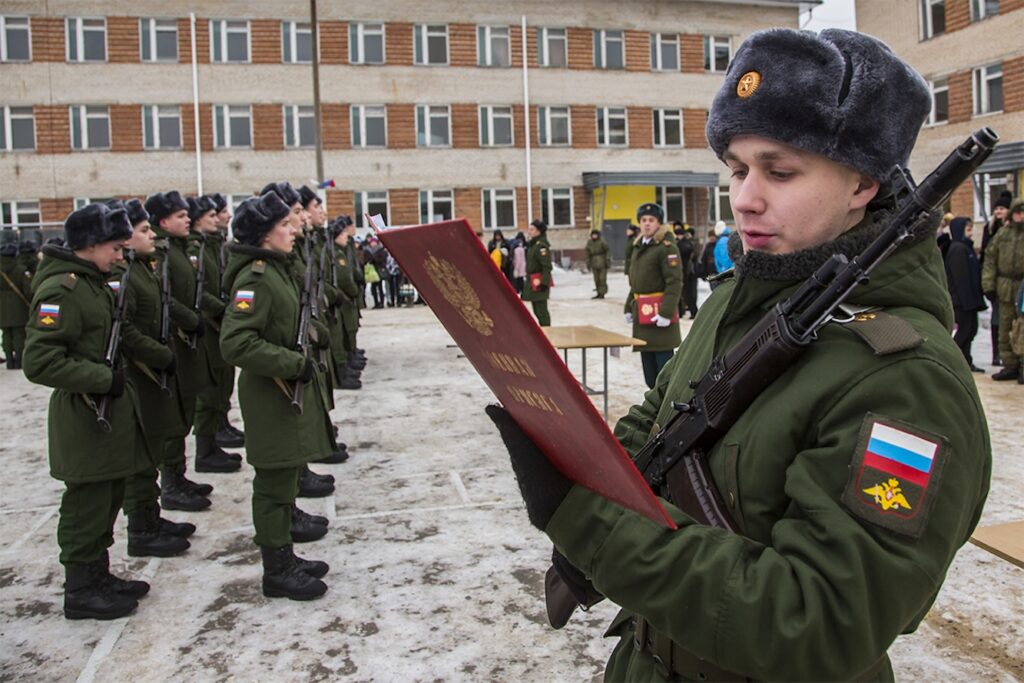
[652,313,672,328]
[624,313,633,325]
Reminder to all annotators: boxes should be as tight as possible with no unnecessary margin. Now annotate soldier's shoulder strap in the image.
[834,304,924,355]
[154,238,169,250]
[251,259,266,274]
[60,272,79,290]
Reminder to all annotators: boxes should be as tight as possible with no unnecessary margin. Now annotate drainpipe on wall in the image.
[521,15,533,223]
[190,13,203,194]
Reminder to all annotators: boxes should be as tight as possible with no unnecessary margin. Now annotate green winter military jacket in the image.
[0,252,31,327]
[521,236,553,302]
[329,239,361,348]
[220,244,335,468]
[586,235,610,272]
[23,247,146,483]
[624,225,683,353]
[981,216,1024,303]
[187,231,229,369]
[546,215,991,682]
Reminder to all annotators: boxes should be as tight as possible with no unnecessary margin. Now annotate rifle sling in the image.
[0,270,31,308]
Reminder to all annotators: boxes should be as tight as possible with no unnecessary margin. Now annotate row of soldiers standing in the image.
[21,182,368,620]
[0,240,40,369]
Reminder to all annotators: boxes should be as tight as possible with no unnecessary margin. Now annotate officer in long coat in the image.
[585,229,610,299]
[0,242,31,369]
[521,219,553,326]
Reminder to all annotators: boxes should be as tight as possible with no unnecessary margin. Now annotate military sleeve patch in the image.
[189,255,199,269]
[233,289,255,312]
[666,253,680,267]
[539,248,549,256]
[841,414,948,538]
[38,303,61,327]
[107,279,121,292]
[338,258,347,267]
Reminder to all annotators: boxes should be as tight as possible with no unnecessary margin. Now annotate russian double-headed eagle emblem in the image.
[423,252,494,336]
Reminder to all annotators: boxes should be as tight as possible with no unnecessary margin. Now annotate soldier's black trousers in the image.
[252,466,300,548]
[531,300,550,327]
[57,478,125,565]
[123,467,160,516]
[640,350,674,389]
[1,326,25,355]
[195,365,233,436]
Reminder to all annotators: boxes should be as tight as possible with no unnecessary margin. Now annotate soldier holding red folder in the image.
[521,219,553,326]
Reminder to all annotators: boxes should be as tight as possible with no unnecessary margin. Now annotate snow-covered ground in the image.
[0,266,1021,681]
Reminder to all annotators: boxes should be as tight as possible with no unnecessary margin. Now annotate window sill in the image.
[143,147,184,152]
[414,62,451,67]
[142,59,180,64]
[922,120,948,129]
[653,144,684,149]
[972,110,1003,119]
[71,148,112,152]
[66,59,109,64]
[0,148,36,153]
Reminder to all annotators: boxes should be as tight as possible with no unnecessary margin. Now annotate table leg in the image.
[581,347,587,395]
[603,346,609,421]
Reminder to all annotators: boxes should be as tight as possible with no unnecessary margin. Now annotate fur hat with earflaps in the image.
[144,190,189,223]
[232,193,292,247]
[65,203,133,250]
[259,182,302,208]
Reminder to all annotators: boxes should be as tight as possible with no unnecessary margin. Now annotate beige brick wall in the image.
[180,104,215,152]
[947,71,973,124]
[323,189,354,218]
[320,21,346,64]
[107,16,139,63]
[449,24,475,67]
[567,27,591,70]
[571,105,596,148]
[110,104,142,152]
[34,105,71,155]
[389,188,419,225]
[40,197,75,224]
[388,22,413,66]
[251,19,280,64]
[509,25,524,69]
[252,103,282,150]
[682,108,707,148]
[949,180,974,217]
[1005,56,1024,113]
[30,17,64,62]
[451,103,478,149]
[574,186,590,228]
[388,104,416,149]
[945,0,971,33]
[680,33,703,74]
[628,106,653,148]
[321,103,349,149]
[625,30,648,72]
[455,187,482,227]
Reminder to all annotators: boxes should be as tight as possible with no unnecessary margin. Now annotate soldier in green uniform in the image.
[23,203,152,620]
[585,229,610,299]
[521,219,553,326]
[220,192,334,601]
[624,203,683,388]
[622,223,640,287]
[326,216,364,392]
[18,240,38,277]
[187,195,242,473]
[209,193,247,445]
[489,28,991,681]
[144,191,214,512]
[982,198,1024,382]
[0,242,31,369]
[107,199,192,557]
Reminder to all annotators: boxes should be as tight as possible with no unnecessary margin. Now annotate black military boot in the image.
[157,514,196,538]
[306,465,334,485]
[314,445,349,465]
[195,435,242,473]
[290,506,328,543]
[97,551,150,599]
[215,414,245,448]
[178,465,214,496]
[290,546,329,579]
[64,562,138,620]
[348,354,367,370]
[992,367,1020,381]
[12,351,21,369]
[336,373,362,390]
[160,467,212,512]
[293,505,329,527]
[297,466,335,498]
[261,545,328,600]
[128,505,191,557]
[4,354,14,370]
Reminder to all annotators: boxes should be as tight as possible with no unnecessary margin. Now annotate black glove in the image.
[546,548,606,629]
[486,404,572,531]
[108,368,125,398]
[293,358,316,382]
[162,353,177,376]
[192,318,205,339]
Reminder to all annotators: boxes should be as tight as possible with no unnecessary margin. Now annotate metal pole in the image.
[310,0,325,191]
[190,13,203,194]
[520,15,533,222]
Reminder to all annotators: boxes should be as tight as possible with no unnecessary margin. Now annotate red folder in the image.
[635,293,679,325]
[379,219,674,528]
[529,272,554,291]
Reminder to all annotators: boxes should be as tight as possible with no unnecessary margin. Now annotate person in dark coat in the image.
[944,217,986,372]
[698,231,718,288]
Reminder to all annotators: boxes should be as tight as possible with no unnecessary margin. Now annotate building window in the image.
[593,29,624,69]
[970,0,999,21]
[482,188,516,229]
[540,188,573,227]
[281,21,312,63]
[920,0,946,39]
[351,105,386,147]
[1,16,31,62]
[142,105,181,149]
[1,200,40,230]
[477,26,510,67]
[284,105,315,148]
[653,108,683,147]
[537,27,566,68]
[597,107,627,147]
[655,187,686,224]
[479,105,514,146]
[73,196,114,210]
[927,78,949,125]
[140,18,178,62]
[210,20,250,63]
[66,17,106,62]
[213,104,252,148]
[69,105,110,150]
[714,186,733,223]
[651,33,678,71]
[349,22,384,64]
[1,106,35,151]
[538,106,571,146]
[414,24,448,65]
[973,64,1003,115]
[355,190,389,227]
[416,105,450,147]
[703,36,730,72]
[419,189,454,223]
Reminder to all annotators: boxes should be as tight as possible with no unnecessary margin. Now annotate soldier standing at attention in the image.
[0,242,31,369]
[522,219,553,326]
[220,192,334,601]
[23,203,151,620]
[327,216,364,392]
[585,228,610,299]
[622,223,640,287]
[982,198,1024,382]
[18,240,38,278]
[489,28,991,680]
[624,203,683,388]
[144,191,214,512]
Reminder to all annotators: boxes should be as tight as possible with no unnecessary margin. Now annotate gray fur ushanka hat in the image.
[706,28,931,182]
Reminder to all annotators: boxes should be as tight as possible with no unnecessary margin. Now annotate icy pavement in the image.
[0,267,1021,682]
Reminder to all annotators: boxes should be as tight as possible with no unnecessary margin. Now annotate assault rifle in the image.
[546,128,999,627]
[291,232,316,414]
[157,246,172,395]
[94,258,134,432]
[186,235,206,352]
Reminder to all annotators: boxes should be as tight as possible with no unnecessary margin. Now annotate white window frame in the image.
[479,105,514,147]
[350,22,385,64]
[351,105,387,148]
[594,29,624,69]
[656,187,687,224]
[651,32,679,71]
[477,25,510,67]
[210,19,251,63]
[142,105,182,150]
[212,104,253,148]
[481,188,517,230]
[414,24,449,65]
[703,35,731,72]
[139,18,178,62]
[537,27,567,68]
[283,104,315,148]
[1,106,35,151]
[926,78,949,126]
[653,108,683,147]
[281,21,313,64]
[1,16,32,62]
[540,188,574,228]
[538,106,571,146]
[1,200,40,230]
[66,17,106,62]
[73,196,114,210]
[970,0,999,21]
[416,105,451,148]
[973,63,1003,116]
[714,186,734,223]
[596,107,628,147]
[69,105,110,150]
[419,189,454,224]
[920,0,946,40]
[355,190,390,228]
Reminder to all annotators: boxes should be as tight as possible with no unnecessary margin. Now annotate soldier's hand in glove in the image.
[486,404,571,531]
[624,312,633,325]
[546,547,606,629]
[652,313,672,327]
[108,367,125,398]
[293,358,316,382]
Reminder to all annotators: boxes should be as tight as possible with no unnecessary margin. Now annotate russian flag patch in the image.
[841,414,948,538]
[38,303,61,327]
[233,289,255,312]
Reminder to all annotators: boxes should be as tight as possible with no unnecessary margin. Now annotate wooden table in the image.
[543,325,646,421]
[970,521,1024,570]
